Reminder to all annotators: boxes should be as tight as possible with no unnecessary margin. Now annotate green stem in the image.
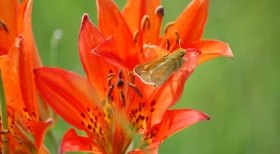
[46,129,58,152]
[0,71,9,154]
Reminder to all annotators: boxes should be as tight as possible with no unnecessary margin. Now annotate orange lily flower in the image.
[0,0,51,153]
[0,0,50,119]
[0,37,51,154]
[35,0,232,153]
[35,51,208,153]
[95,0,233,67]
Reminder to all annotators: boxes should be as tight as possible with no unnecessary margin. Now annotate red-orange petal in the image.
[17,0,41,67]
[97,0,139,68]
[34,67,101,130]
[151,109,209,143]
[17,36,38,118]
[192,39,233,64]
[0,38,25,110]
[60,129,104,154]
[122,0,161,44]
[161,0,209,49]
[26,119,53,153]
[0,0,18,54]
[79,14,117,99]
[123,0,159,33]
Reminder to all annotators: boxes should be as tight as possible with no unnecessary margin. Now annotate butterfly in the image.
[134,48,187,86]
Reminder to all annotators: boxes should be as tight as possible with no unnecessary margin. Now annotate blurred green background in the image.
[32,0,280,153]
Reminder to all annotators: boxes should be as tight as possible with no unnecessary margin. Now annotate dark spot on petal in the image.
[80,113,86,118]
[150,100,156,107]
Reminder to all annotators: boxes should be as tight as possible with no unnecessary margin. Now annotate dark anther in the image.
[127,83,143,97]
[117,70,124,88]
[0,20,8,33]
[155,5,164,16]
[107,84,115,101]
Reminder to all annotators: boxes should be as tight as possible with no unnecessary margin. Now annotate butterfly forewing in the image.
[150,60,177,86]
[133,49,187,86]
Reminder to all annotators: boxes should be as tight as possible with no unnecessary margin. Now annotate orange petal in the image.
[17,36,38,118]
[192,39,233,64]
[17,0,41,67]
[122,0,161,44]
[123,0,159,33]
[161,0,209,49]
[97,0,139,67]
[79,14,118,98]
[0,0,18,54]
[60,129,104,154]
[93,37,132,69]
[34,67,102,130]
[26,119,53,153]
[141,45,168,62]
[0,38,25,110]
[150,109,209,143]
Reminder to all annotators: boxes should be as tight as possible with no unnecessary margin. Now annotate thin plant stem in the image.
[46,129,58,152]
[0,71,9,154]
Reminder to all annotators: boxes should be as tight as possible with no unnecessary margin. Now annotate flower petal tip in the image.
[223,42,234,59]
[81,13,90,22]
[199,111,210,121]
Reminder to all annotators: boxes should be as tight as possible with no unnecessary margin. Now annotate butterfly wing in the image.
[134,55,169,85]
[150,59,177,86]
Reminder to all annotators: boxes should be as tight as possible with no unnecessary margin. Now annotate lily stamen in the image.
[164,21,175,34]
[140,15,150,31]
[127,83,143,98]
[175,31,182,47]
[106,72,116,86]
[132,30,139,43]
[155,5,164,17]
